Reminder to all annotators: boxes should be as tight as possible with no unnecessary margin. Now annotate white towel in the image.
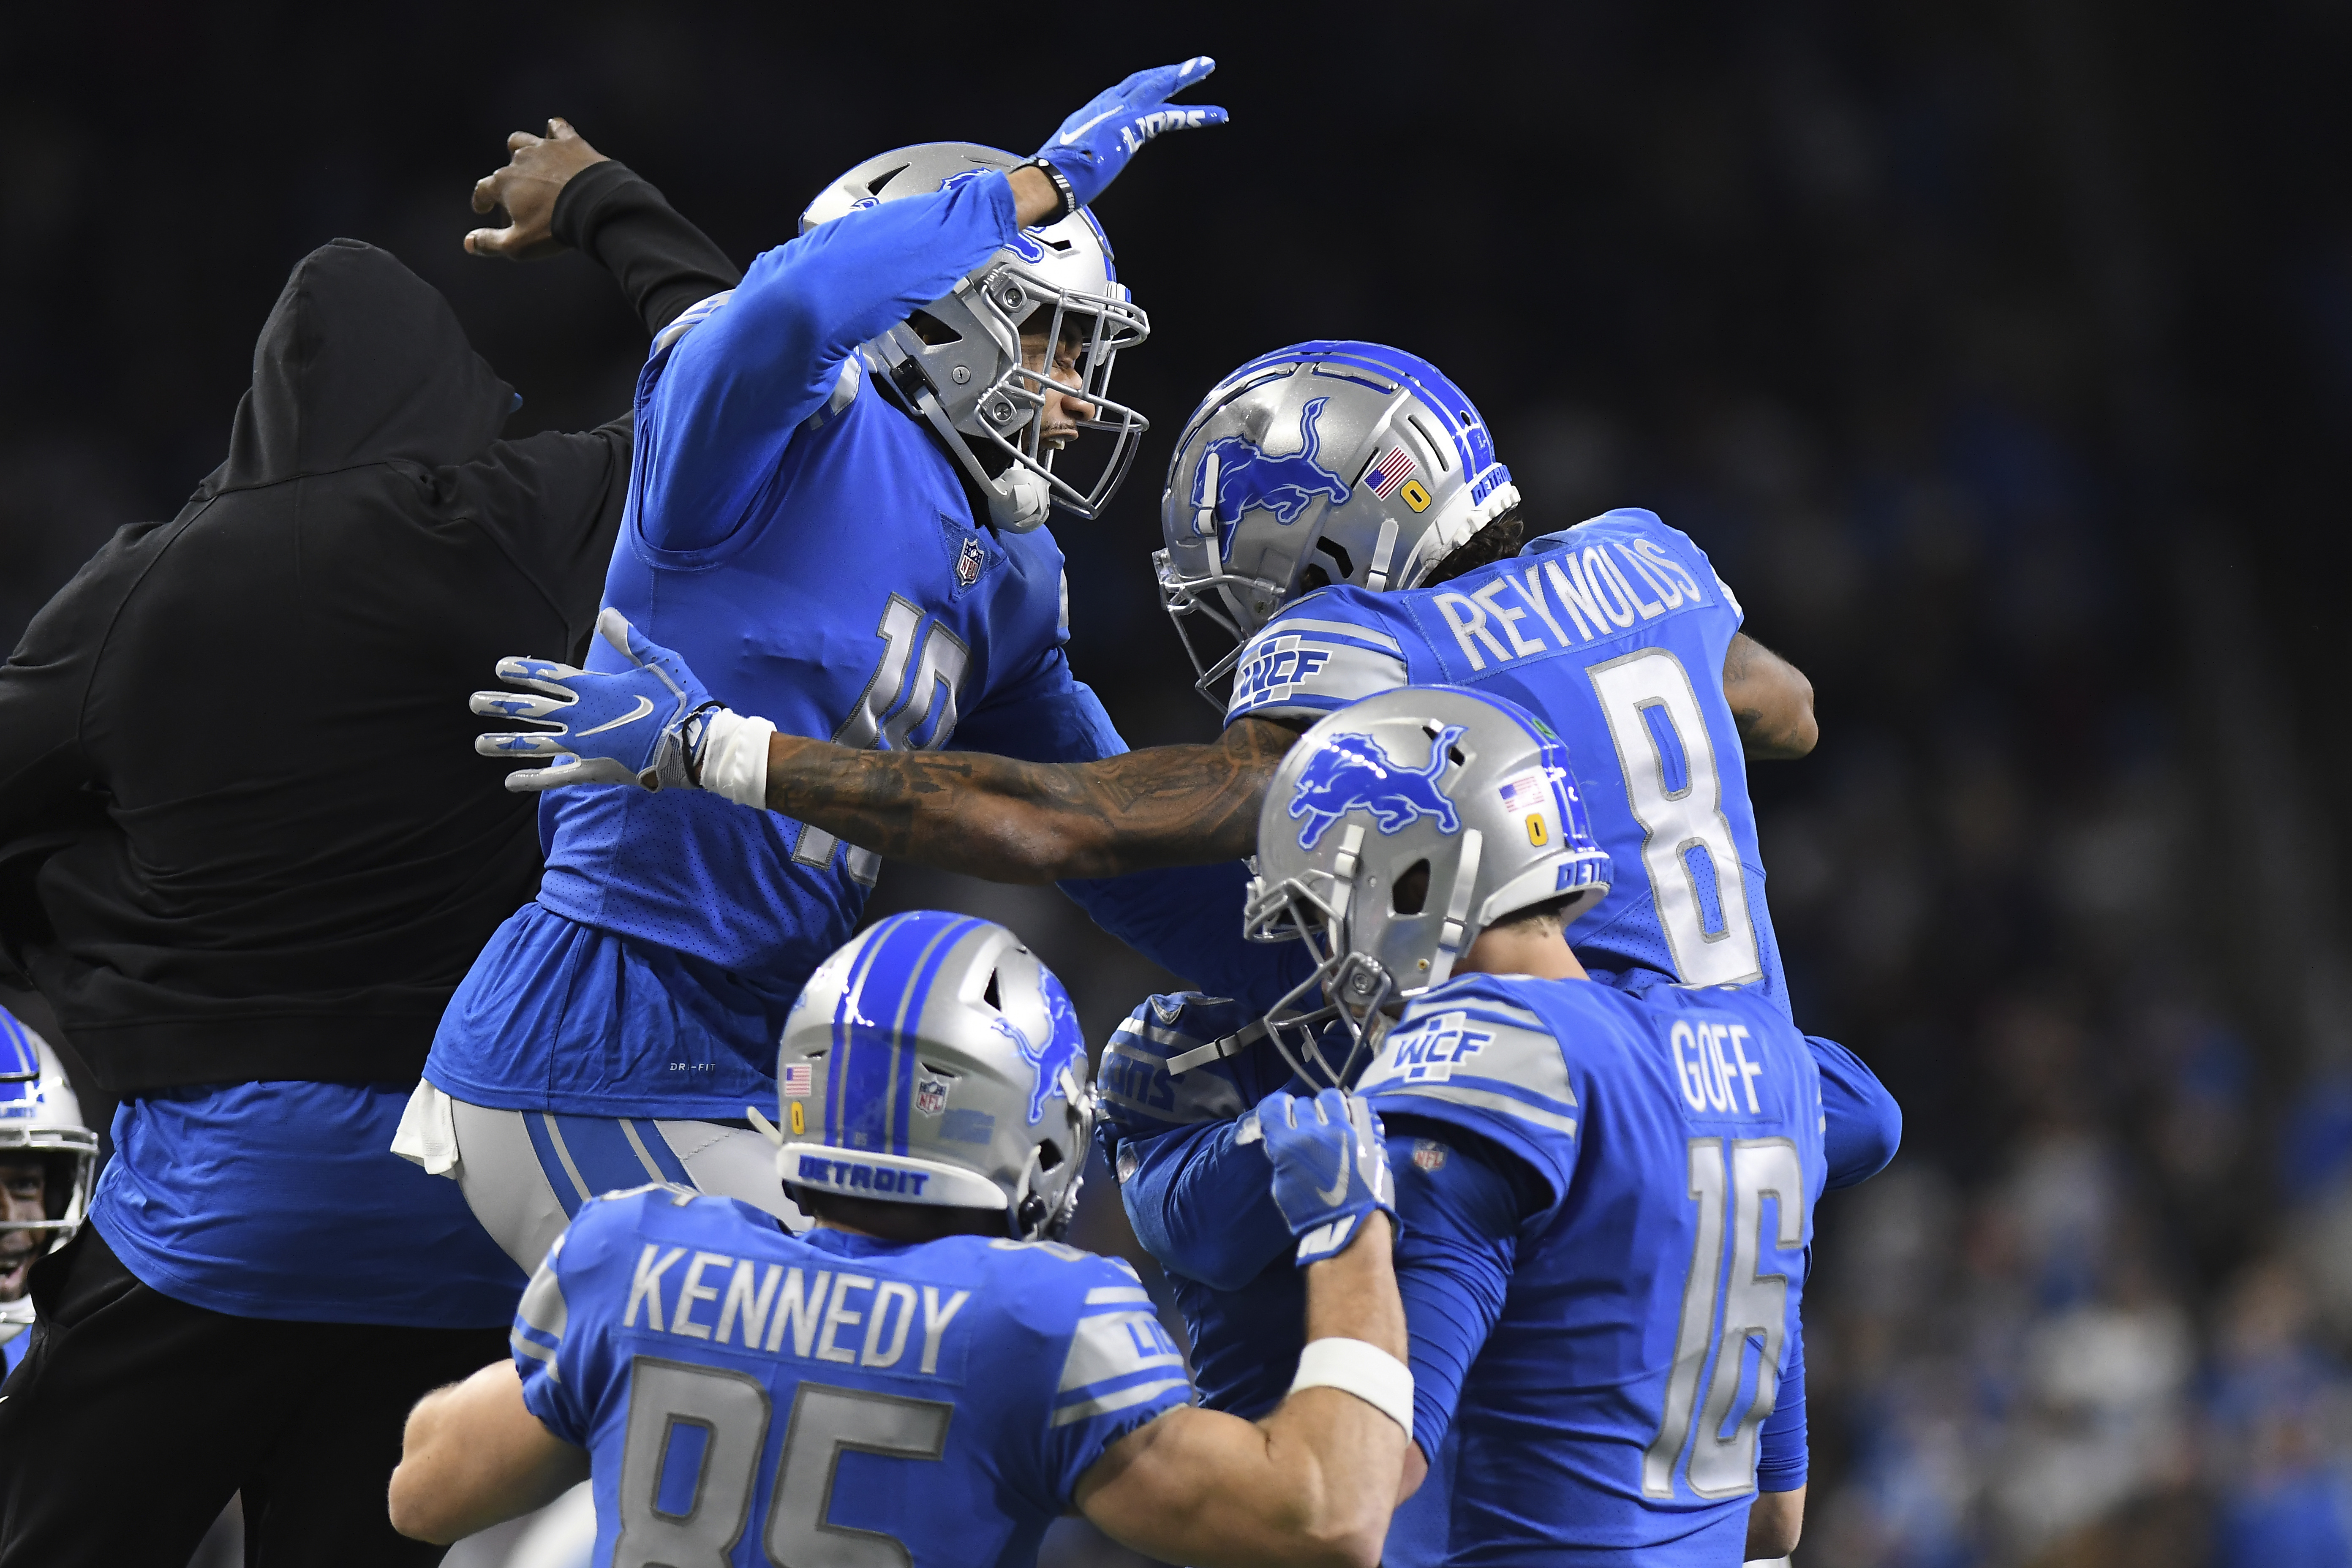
[389,1078,462,1177]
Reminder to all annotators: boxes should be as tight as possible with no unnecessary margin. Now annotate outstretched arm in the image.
[756,715,1296,883]
[477,612,1304,881]
[388,1361,588,1544]
[1723,632,1818,759]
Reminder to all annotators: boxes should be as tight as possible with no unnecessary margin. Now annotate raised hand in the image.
[473,609,718,792]
[1032,57,1227,211]
[1239,1088,1397,1265]
[465,117,610,261]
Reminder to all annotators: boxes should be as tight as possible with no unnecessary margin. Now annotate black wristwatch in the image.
[1027,159,1078,224]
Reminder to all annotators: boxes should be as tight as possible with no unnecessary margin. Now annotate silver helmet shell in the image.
[776,911,1092,1241]
[0,1010,95,1258]
[1245,686,1610,1086]
[1157,342,1519,706]
[801,142,1150,532]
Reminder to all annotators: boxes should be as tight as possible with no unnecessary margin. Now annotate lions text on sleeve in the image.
[1359,975,1827,1566]
[513,1186,1190,1568]
[1224,508,1792,1016]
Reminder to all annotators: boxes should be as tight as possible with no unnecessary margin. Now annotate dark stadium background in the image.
[5,3,2351,1564]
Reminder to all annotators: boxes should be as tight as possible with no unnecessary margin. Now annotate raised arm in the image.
[1723,632,1817,759]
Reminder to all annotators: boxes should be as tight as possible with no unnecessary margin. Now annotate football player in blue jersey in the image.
[0,1009,95,1380]
[479,341,1817,1020]
[416,63,1310,1271]
[389,912,1418,1568]
[1212,689,1828,1562]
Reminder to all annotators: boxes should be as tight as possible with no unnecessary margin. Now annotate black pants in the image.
[0,1225,509,1567]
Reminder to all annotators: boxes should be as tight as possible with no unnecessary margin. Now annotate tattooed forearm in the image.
[1722,633,1819,760]
[760,717,1302,884]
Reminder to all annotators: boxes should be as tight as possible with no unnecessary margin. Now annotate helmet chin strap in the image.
[876,340,1054,532]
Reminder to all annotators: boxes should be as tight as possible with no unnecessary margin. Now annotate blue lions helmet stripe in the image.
[1288,723,1467,849]
[1192,395,1351,547]
[829,911,989,1156]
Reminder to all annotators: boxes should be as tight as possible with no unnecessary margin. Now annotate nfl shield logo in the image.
[956,535,985,589]
[915,1076,948,1116]
[1412,1139,1449,1172]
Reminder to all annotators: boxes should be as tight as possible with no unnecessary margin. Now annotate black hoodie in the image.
[0,165,738,1092]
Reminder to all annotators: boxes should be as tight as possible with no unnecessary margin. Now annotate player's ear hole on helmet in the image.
[907,309,964,348]
[1424,504,1528,586]
[1392,860,1432,915]
[983,969,1002,1010]
[1036,1138,1065,1172]
[1299,536,1356,596]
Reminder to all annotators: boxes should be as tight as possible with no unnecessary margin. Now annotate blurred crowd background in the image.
[6,3,2350,1565]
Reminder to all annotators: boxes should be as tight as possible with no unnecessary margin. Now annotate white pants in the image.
[394,1081,806,1274]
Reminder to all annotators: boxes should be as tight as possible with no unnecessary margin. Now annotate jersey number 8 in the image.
[1587,648,1762,987]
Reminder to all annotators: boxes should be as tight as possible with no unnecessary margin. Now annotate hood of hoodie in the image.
[204,239,514,494]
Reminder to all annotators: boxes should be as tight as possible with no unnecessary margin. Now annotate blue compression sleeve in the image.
[1120,1120,1296,1291]
[640,173,1018,550]
[1385,1119,1528,1462]
[1809,1035,1902,1190]
[1757,1313,1808,1491]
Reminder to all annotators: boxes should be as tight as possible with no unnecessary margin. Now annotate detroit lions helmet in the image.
[1156,343,1519,707]
[0,1009,96,1260]
[775,912,1093,1241]
[1245,687,1610,1086]
[802,143,1151,533]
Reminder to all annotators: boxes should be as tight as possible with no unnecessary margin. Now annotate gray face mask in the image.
[803,142,1152,534]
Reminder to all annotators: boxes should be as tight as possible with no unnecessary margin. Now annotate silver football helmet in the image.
[1156,342,1519,706]
[775,911,1092,1241]
[1244,686,1611,1086]
[0,1011,96,1258]
[801,143,1151,533]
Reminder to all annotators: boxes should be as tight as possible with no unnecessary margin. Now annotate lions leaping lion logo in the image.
[989,983,1088,1125]
[1192,396,1351,534]
[1288,725,1467,850]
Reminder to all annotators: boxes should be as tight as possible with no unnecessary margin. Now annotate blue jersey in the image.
[1100,988,1891,1411]
[514,1186,1192,1568]
[429,172,1291,1119]
[1359,974,1825,1565]
[1225,509,1790,1016]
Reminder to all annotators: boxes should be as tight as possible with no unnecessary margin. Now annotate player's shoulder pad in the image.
[1099,992,1255,1130]
[972,1243,1190,1429]
[1357,973,1580,1142]
[1228,585,1415,724]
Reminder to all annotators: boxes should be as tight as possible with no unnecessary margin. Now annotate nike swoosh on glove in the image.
[1032,56,1227,211]
[1238,1088,1397,1265]
[472,607,720,792]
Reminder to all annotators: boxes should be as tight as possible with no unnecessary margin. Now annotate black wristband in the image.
[1027,159,1078,224]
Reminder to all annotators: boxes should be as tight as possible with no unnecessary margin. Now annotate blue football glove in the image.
[473,608,719,793]
[1237,1088,1397,1265]
[1032,57,1227,211]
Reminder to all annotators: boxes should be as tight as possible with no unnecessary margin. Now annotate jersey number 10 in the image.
[1641,1136,1804,1500]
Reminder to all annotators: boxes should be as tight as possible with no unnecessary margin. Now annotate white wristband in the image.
[698,709,775,809]
[1288,1337,1413,1438]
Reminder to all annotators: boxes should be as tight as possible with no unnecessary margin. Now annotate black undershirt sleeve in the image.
[550,160,743,338]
